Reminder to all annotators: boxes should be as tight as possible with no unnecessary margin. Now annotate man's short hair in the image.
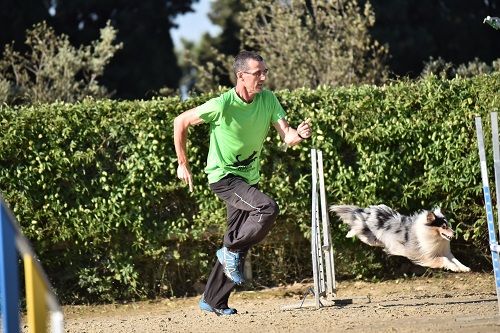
[233,50,264,75]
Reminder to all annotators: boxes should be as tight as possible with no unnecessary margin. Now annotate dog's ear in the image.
[433,207,443,216]
[426,211,436,225]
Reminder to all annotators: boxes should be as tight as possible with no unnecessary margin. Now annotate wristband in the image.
[298,132,307,140]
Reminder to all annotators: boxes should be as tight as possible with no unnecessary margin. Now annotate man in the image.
[173,50,312,316]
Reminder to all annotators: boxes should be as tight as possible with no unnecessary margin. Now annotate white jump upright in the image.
[281,148,369,311]
[310,148,336,308]
[474,113,500,314]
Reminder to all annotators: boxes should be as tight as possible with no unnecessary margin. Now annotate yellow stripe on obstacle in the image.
[23,254,48,333]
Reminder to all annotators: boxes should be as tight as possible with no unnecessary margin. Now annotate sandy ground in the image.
[56,272,499,333]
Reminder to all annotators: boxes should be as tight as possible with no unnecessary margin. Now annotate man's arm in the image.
[173,108,204,192]
[273,118,312,146]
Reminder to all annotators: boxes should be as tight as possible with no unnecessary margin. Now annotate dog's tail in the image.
[330,205,382,247]
[329,205,364,236]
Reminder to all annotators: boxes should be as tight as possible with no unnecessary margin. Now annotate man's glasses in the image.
[243,69,269,77]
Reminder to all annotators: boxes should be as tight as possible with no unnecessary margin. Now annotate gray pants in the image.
[203,174,279,309]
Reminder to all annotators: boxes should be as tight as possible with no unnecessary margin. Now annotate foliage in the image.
[0,21,122,105]
[179,0,389,93]
[179,0,500,94]
[368,0,500,77]
[0,0,198,100]
[239,0,389,90]
[421,56,500,79]
[177,0,244,94]
[50,0,198,99]
[2,0,498,97]
[0,74,498,303]
[0,0,50,51]
[179,41,234,95]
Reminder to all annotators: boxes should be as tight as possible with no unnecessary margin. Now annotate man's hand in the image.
[177,163,194,192]
[174,108,204,193]
[297,117,312,139]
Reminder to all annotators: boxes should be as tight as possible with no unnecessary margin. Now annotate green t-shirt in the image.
[196,88,286,184]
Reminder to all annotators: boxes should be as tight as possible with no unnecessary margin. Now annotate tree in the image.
[239,0,388,90]
[181,0,388,93]
[0,0,51,52]
[177,0,244,94]
[0,21,122,105]
[0,0,199,100]
[47,0,198,99]
[420,57,500,79]
[183,0,500,92]
[179,38,233,94]
[209,0,243,56]
[367,0,500,77]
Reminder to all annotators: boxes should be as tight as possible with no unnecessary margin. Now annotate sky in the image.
[171,0,221,49]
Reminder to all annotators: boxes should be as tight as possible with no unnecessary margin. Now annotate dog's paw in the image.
[459,266,471,272]
[446,264,471,272]
[451,258,471,272]
[441,263,464,272]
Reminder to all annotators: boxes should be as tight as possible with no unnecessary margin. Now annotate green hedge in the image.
[0,74,498,303]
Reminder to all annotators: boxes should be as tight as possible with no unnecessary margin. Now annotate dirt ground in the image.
[58,272,499,333]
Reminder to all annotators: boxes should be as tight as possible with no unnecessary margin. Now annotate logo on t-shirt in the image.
[230,151,257,170]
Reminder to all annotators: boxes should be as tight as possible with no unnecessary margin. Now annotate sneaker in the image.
[199,295,237,316]
[216,247,244,285]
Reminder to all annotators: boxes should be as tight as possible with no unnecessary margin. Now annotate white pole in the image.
[317,150,336,300]
[310,148,320,309]
[491,113,500,258]
[475,116,500,314]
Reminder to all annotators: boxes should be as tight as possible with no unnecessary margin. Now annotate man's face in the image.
[240,59,268,94]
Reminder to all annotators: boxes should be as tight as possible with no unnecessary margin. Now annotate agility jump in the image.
[285,133,500,312]
[282,148,368,310]
[0,195,63,333]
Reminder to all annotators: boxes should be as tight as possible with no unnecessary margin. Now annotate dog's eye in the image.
[441,223,448,229]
